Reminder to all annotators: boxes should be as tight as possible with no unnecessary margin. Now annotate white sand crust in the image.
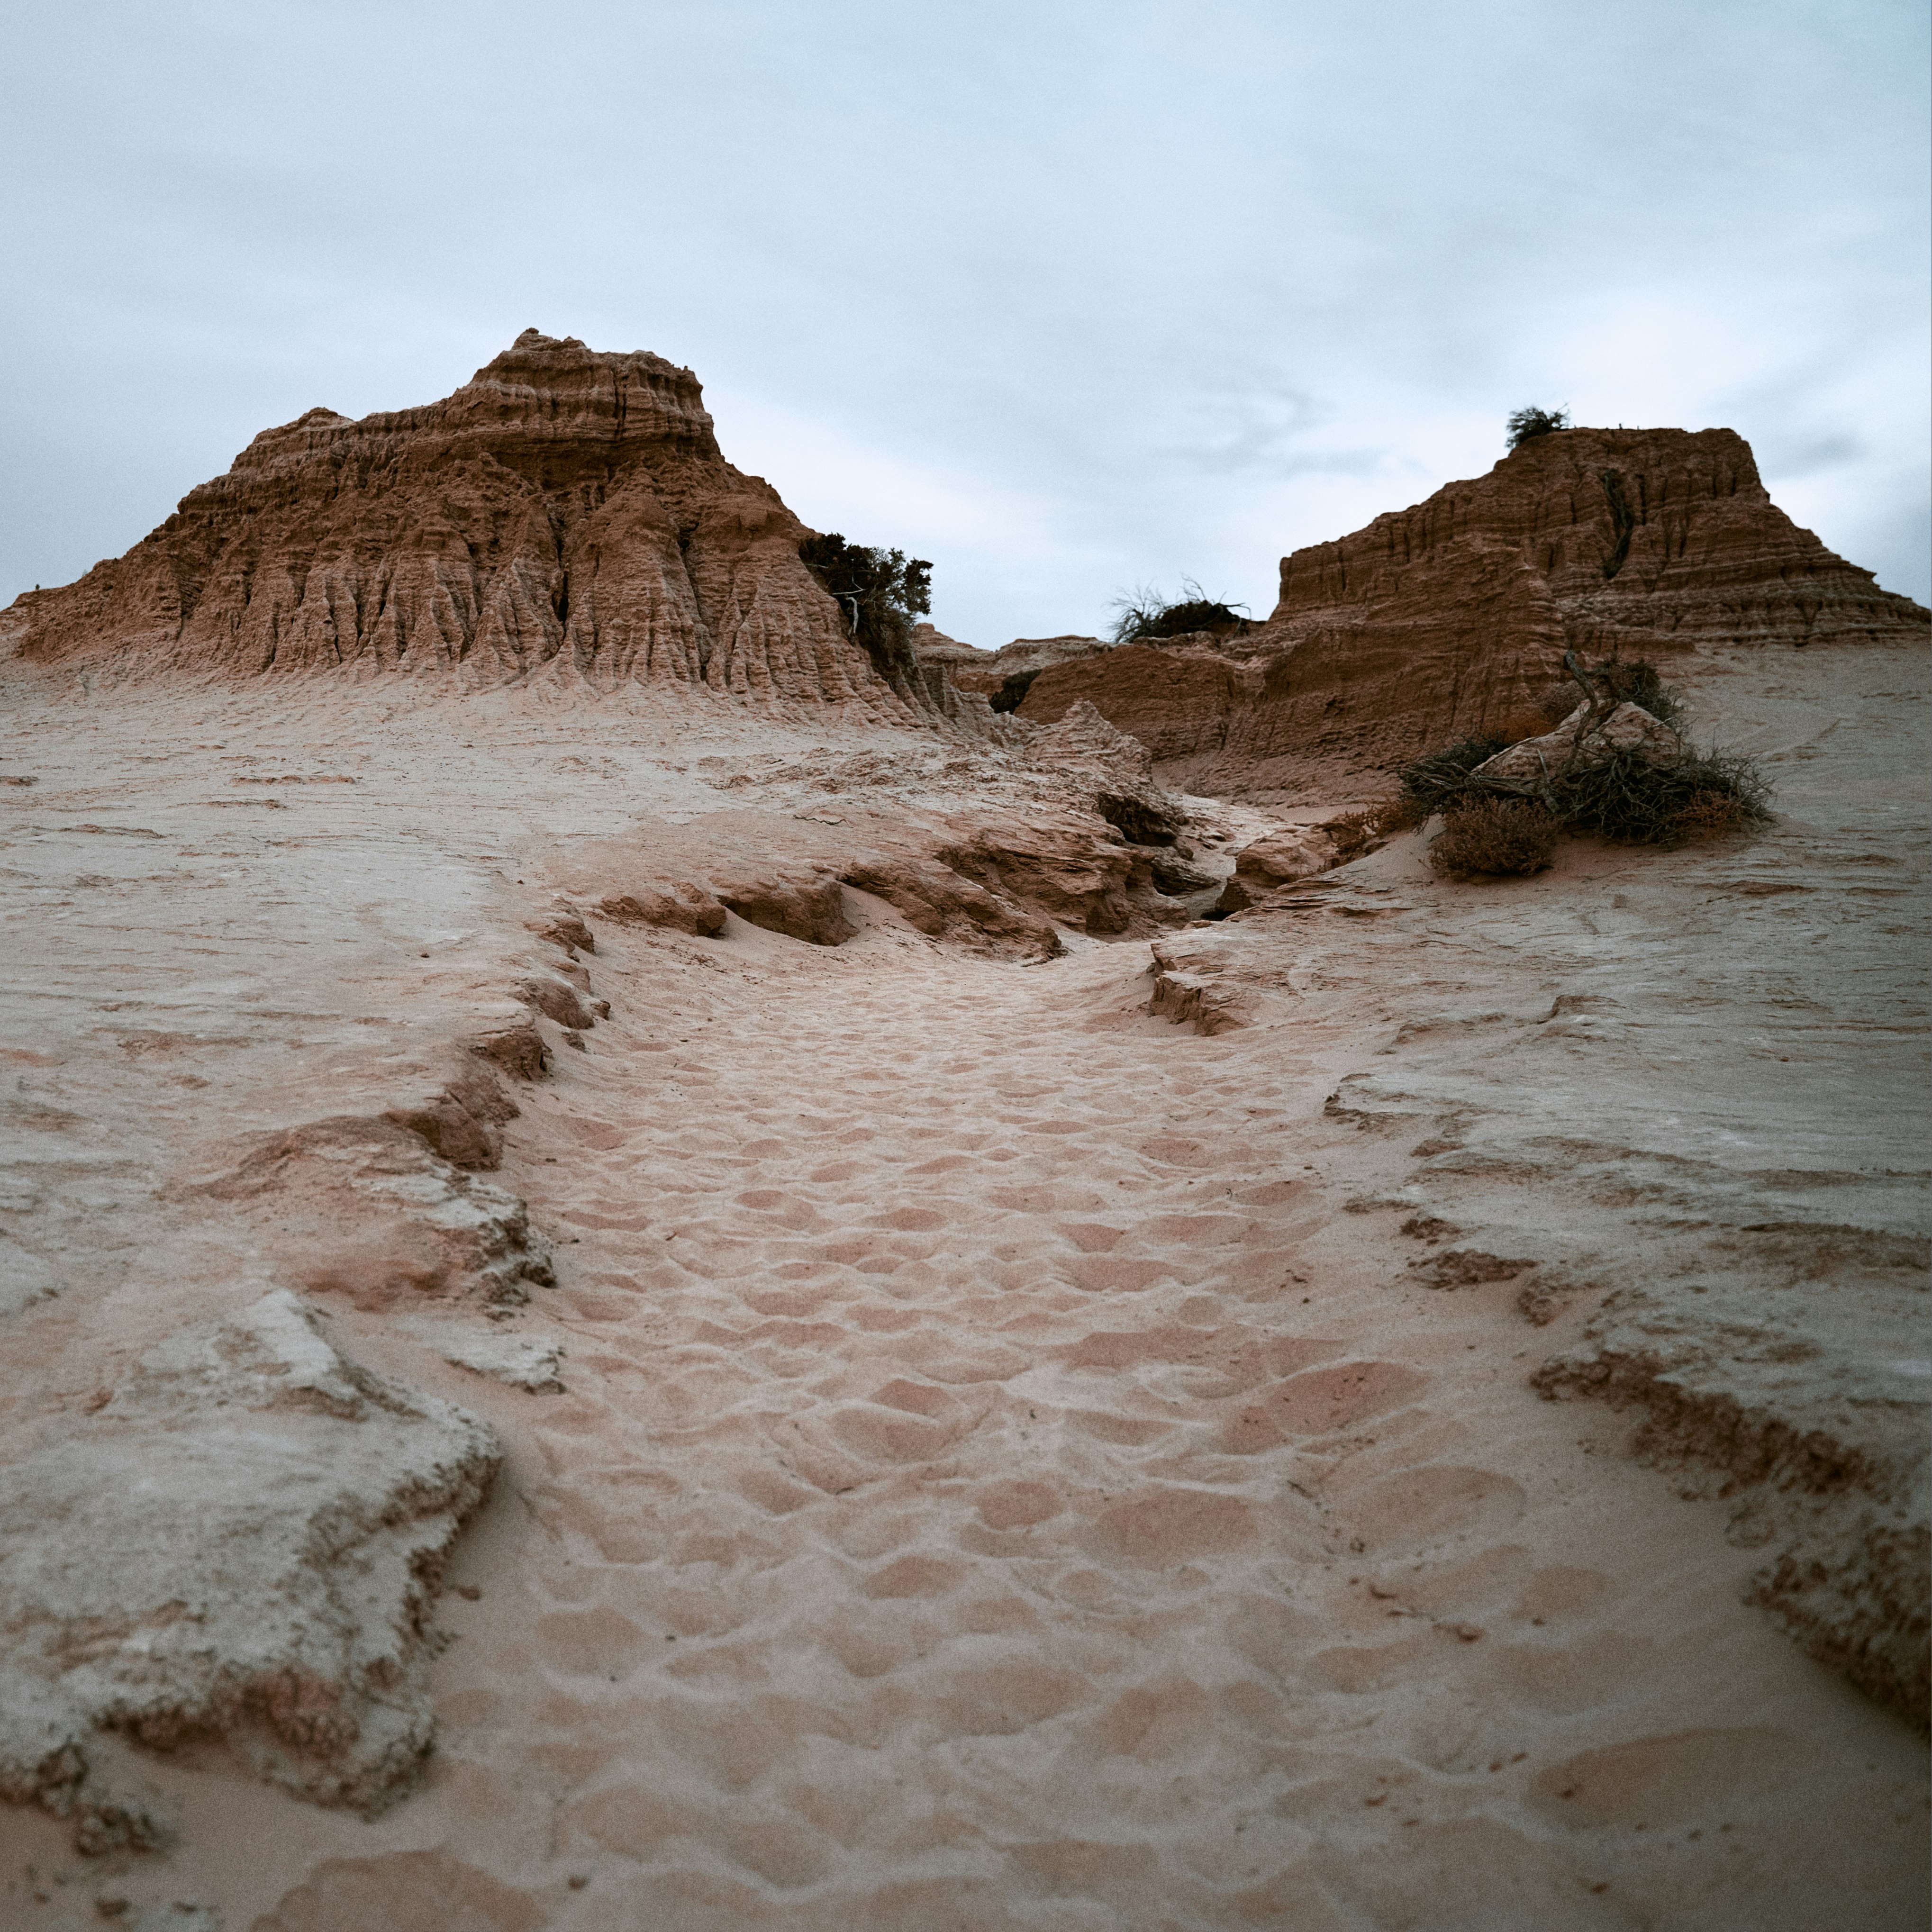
[404,1320,566,1394]
[0,1289,499,1844]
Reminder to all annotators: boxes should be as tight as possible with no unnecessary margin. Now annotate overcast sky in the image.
[4,0,1926,646]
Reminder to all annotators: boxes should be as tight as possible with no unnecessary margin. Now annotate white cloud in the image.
[2,0,1924,637]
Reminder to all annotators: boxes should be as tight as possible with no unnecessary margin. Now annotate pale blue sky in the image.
[4,0,1926,645]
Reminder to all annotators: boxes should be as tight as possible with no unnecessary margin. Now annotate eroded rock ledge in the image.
[0,1291,499,1842]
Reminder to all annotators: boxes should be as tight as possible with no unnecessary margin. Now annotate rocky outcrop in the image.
[1473,700,1684,784]
[1,333,916,715]
[710,865,858,947]
[1013,641,1254,761]
[1013,428,1928,795]
[908,623,995,689]
[1025,698,1186,846]
[1213,824,1341,912]
[535,705,1202,961]
[596,883,730,938]
[0,1291,499,1837]
[914,628,1112,701]
[197,1117,554,1311]
[1144,939,1251,1034]
[1536,1299,1930,1730]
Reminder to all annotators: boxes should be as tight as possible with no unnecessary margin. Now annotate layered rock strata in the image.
[1010,428,1928,793]
[1,333,923,716]
[913,627,1113,700]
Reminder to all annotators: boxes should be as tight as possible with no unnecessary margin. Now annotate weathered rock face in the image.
[913,628,1112,696]
[908,623,994,687]
[1013,428,1929,795]
[1,332,914,712]
[1013,641,1253,761]
[200,1116,554,1311]
[1213,824,1341,913]
[1282,426,1924,657]
[0,1291,499,1837]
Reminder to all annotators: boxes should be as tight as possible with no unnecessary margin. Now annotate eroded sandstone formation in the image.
[549,700,1211,963]
[1005,427,1929,794]
[0,333,923,715]
[913,627,1112,700]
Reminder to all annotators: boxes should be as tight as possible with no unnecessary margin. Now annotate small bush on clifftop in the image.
[1506,406,1572,449]
[1108,580,1251,645]
[799,534,933,684]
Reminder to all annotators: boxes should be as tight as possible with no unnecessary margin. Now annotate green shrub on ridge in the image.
[799,533,933,685]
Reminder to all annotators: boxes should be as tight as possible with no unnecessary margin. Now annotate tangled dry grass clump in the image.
[1553,746,1772,844]
[1395,733,1510,817]
[1672,788,1759,840]
[1429,797,1561,877]
[1389,656,1771,878]
[1108,580,1252,644]
[1587,659,1687,731]
[1319,809,1391,860]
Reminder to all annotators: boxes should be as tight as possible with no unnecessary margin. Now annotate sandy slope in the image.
[0,651,1925,1931]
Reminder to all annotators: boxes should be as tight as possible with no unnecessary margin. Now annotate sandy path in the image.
[118,901,1919,1930]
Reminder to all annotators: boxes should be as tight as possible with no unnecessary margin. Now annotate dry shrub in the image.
[1396,658,1767,885]
[1396,734,1509,816]
[1593,659,1687,730]
[1670,788,1753,842]
[1384,796,1430,832]
[1109,579,1251,643]
[1370,795,1430,834]
[1555,748,1769,845]
[1323,808,1384,857]
[1512,661,1682,736]
[1429,798,1560,877]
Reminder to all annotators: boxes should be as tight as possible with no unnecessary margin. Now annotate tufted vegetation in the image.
[799,534,933,685]
[1391,656,1771,862]
[1107,581,1251,645]
[1506,405,1572,449]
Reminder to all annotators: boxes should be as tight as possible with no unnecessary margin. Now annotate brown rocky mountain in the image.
[17,358,1919,803]
[1,330,925,717]
[999,426,1929,795]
